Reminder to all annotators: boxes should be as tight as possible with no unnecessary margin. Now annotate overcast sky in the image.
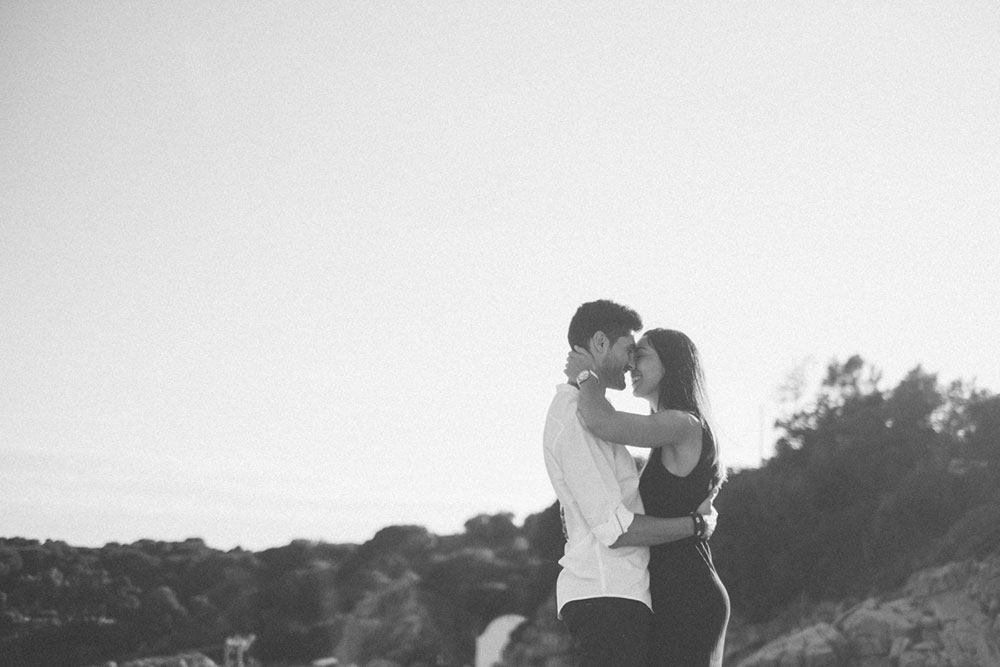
[2,1,998,550]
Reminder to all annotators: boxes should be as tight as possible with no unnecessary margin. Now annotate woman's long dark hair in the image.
[644,328,726,489]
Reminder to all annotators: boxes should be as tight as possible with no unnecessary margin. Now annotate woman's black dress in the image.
[639,426,730,667]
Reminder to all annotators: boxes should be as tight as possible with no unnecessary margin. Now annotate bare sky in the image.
[3,1,998,549]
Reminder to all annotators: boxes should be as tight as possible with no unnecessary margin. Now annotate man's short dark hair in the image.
[567,300,643,350]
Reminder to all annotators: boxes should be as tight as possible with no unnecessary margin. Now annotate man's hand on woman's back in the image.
[697,488,719,539]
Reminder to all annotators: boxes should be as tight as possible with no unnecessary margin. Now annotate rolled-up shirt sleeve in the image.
[591,503,635,547]
[543,386,651,613]
[547,408,635,547]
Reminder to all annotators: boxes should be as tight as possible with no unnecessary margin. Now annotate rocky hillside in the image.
[78,549,1000,667]
[499,550,1000,667]
[732,553,1000,667]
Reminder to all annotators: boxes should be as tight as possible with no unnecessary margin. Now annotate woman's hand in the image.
[564,346,597,382]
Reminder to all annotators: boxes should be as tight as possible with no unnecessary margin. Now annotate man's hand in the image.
[564,346,597,382]
[696,488,719,540]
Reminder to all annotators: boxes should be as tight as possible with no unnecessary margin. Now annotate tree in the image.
[463,513,518,549]
[713,356,994,619]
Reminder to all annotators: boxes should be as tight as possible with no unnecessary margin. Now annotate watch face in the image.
[577,370,591,383]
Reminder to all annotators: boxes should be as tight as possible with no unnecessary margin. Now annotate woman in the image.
[566,328,729,667]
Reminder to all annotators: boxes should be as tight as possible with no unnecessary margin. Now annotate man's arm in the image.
[610,493,718,548]
[546,393,717,549]
[545,404,637,547]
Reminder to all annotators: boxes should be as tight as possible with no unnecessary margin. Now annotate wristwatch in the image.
[576,369,598,385]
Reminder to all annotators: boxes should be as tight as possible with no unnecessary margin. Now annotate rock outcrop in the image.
[736,622,850,667]
[736,554,1000,667]
[119,653,218,667]
[84,654,218,667]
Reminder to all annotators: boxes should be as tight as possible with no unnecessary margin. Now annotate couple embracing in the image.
[543,299,730,667]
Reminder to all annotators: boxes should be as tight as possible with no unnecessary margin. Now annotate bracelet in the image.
[690,512,706,539]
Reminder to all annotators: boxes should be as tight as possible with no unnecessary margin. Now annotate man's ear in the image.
[591,331,609,354]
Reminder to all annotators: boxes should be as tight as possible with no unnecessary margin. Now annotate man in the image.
[543,299,716,667]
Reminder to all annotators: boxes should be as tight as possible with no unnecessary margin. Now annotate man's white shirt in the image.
[543,383,651,616]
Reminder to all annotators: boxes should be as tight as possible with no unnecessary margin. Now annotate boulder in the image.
[940,614,999,667]
[927,591,984,624]
[837,598,921,657]
[897,643,950,667]
[119,653,217,667]
[907,554,1000,667]
[735,622,849,667]
[970,558,1000,618]
[906,560,979,598]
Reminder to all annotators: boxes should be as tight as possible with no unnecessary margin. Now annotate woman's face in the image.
[630,336,664,404]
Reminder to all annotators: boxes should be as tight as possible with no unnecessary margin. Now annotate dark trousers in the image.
[562,597,651,667]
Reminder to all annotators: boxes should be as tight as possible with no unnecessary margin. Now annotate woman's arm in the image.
[577,381,700,448]
[564,348,699,448]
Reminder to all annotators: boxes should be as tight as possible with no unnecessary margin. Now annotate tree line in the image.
[712,356,1000,620]
[0,514,558,665]
[1,356,998,665]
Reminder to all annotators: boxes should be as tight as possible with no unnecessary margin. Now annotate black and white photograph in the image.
[2,2,998,666]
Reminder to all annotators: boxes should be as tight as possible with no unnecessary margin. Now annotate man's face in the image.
[597,334,636,391]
